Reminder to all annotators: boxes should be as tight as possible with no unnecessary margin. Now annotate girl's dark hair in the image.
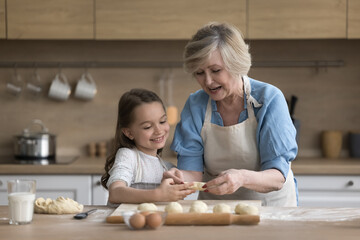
[101,88,165,189]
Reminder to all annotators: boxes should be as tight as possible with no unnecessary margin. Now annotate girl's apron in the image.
[130,150,168,190]
[107,150,168,207]
[199,76,297,207]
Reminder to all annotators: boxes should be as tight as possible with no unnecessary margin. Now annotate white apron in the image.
[199,76,297,207]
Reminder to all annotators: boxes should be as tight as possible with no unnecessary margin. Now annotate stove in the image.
[0,156,78,165]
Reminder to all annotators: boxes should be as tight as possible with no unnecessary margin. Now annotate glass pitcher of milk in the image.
[7,180,36,225]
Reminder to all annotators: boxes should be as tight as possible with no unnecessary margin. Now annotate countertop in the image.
[1,205,360,240]
[1,156,360,175]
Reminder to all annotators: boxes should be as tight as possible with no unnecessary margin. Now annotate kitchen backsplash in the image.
[0,39,359,159]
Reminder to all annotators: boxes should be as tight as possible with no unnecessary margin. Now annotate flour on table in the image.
[34,197,83,214]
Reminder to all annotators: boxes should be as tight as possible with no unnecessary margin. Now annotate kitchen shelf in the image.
[0,60,344,69]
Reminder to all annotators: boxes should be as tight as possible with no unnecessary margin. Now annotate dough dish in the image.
[235,203,259,215]
[213,203,231,213]
[137,203,158,212]
[165,202,183,213]
[186,182,206,191]
[34,197,83,214]
[189,200,208,213]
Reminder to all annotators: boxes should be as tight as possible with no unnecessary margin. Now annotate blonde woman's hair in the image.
[184,22,251,77]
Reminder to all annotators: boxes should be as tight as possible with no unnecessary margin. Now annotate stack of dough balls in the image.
[137,203,158,212]
[34,197,83,214]
[213,203,232,213]
[165,202,183,213]
[189,200,208,213]
[235,203,259,215]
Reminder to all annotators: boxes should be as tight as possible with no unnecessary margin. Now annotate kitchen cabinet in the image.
[95,0,246,40]
[92,175,108,205]
[296,175,360,207]
[248,0,347,39]
[0,0,5,39]
[7,0,94,39]
[348,0,360,38]
[0,175,92,205]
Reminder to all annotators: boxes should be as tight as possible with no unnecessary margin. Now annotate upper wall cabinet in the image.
[96,0,246,40]
[7,0,94,39]
[248,0,347,39]
[0,0,5,39]
[348,0,360,39]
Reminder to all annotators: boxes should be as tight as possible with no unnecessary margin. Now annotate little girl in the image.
[101,88,194,205]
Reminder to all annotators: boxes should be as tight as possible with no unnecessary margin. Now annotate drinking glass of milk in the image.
[7,180,36,225]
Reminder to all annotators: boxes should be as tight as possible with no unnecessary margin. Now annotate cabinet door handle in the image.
[346,180,354,187]
[0,180,2,186]
[96,181,101,186]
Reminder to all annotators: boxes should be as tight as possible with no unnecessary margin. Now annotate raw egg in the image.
[140,211,151,217]
[129,213,146,229]
[146,212,163,229]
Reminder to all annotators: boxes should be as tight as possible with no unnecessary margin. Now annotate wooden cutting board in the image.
[110,200,262,217]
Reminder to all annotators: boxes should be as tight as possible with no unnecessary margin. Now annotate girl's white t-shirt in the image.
[106,148,174,189]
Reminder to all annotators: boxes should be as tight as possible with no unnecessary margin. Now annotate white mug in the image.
[48,72,71,101]
[74,72,97,101]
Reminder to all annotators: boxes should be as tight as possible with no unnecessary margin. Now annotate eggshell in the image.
[146,212,162,229]
[129,213,146,229]
[140,211,151,217]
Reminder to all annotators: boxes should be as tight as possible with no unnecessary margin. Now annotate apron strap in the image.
[242,76,262,120]
[135,150,143,183]
[204,96,212,124]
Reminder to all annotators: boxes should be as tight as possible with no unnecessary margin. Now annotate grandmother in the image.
[163,22,298,206]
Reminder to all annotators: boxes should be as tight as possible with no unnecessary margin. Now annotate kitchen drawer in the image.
[0,175,92,205]
[296,175,360,207]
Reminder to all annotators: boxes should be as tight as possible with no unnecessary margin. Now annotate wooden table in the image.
[1,206,360,240]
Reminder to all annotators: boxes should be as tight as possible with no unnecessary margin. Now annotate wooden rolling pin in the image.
[106,213,260,225]
[165,213,259,225]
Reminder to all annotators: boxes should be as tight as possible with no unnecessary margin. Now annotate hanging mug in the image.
[26,70,42,97]
[74,72,97,101]
[48,72,71,101]
[6,69,23,96]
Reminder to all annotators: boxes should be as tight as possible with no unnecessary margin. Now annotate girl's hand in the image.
[162,168,184,184]
[204,169,243,195]
[157,178,195,201]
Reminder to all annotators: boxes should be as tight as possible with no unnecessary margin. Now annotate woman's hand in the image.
[156,178,195,201]
[204,169,244,195]
[204,168,285,195]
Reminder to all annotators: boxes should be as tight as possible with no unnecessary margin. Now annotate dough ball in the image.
[137,203,158,212]
[34,197,83,214]
[213,203,231,213]
[235,203,259,215]
[189,200,208,213]
[165,202,183,213]
[186,182,206,191]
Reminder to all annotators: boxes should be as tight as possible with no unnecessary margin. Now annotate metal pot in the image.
[14,119,56,159]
